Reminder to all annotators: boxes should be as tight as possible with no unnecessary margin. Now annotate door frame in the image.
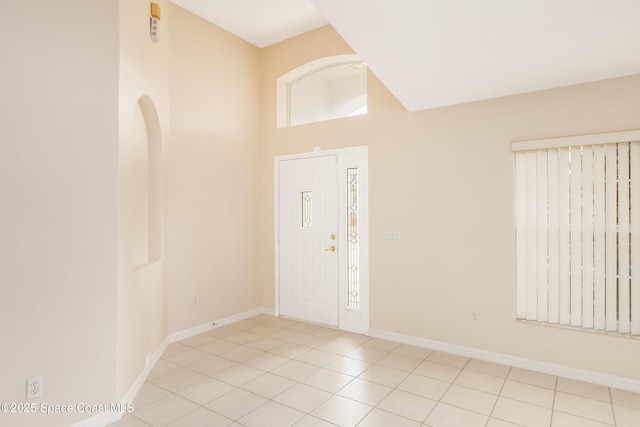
[274,146,369,335]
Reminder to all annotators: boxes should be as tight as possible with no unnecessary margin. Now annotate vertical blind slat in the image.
[593,145,606,329]
[548,149,560,323]
[605,144,618,331]
[631,142,640,334]
[582,147,594,328]
[570,147,583,327]
[526,151,538,320]
[558,148,571,325]
[515,152,528,319]
[537,151,549,321]
[619,143,631,333]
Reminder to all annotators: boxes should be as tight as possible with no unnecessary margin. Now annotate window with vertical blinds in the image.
[513,130,640,335]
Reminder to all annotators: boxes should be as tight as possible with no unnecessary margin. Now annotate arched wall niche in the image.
[131,95,162,270]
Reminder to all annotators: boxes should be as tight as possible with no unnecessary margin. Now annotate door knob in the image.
[325,246,336,252]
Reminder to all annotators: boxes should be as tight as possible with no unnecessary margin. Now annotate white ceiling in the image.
[170,0,327,48]
[171,0,640,112]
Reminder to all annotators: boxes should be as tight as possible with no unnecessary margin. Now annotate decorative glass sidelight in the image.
[347,168,360,309]
[301,191,312,228]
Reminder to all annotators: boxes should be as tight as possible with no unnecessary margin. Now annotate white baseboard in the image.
[69,337,169,427]
[71,309,640,427]
[167,307,274,343]
[69,412,120,427]
[72,307,273,427]
[124,338,170,404]
[370,328,640,393]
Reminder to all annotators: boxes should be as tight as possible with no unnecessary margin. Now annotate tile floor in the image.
[109,314,640,427]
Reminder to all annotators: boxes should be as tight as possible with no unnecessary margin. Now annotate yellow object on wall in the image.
[150,3,161,19]
[150,3,161,42]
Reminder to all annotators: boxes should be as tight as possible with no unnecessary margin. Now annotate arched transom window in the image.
[277,54,367,128]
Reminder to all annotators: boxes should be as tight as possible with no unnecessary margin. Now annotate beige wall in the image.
[166,4,261,333]
[0,1,120,426]
[0,3,262,424]
[258,26,640,382]
[117,0,170,399]
[2,5,640,425]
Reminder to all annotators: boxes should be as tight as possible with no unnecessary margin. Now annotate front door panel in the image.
[279,156,338,326]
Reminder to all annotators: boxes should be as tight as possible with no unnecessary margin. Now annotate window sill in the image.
[516,318,640,340]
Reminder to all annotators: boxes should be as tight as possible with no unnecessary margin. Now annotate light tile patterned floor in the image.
[109,314,640,427]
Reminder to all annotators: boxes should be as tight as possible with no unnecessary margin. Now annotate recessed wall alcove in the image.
[131,95,162,271]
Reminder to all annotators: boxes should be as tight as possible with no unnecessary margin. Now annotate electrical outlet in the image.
[27,376,42,400]
[192,296,198,306]
[471,312,480,323]
[386,231,401,242]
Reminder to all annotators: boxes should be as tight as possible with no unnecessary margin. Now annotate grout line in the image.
[484,366,512,427]
[549,375,558,427]
[119,315,631,427]
[609,386,618,427]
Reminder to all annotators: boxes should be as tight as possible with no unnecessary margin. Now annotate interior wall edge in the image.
[70,306,274,427]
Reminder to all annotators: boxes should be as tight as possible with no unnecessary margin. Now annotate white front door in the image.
[276,146,369,335]
[278,155,339,326]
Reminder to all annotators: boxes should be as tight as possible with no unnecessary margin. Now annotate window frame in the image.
[513,129,640,335]
[276,54,366,129]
